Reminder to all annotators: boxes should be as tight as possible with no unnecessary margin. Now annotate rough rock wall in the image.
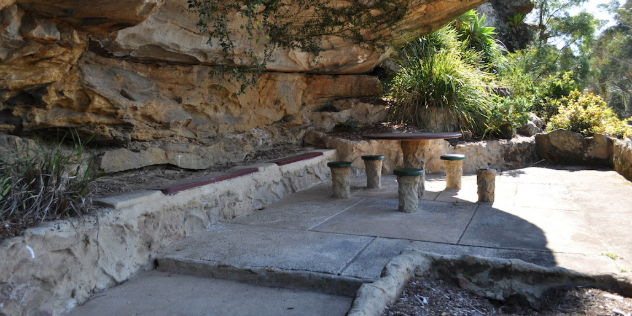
[476,0,534,51]
[535,129,632,182]
[304,130,539,174]
[1,0,490,173]
[535,129,615,167]
[614,139,632,181]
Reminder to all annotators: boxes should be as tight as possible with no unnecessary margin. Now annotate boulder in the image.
[308,99,389,132]
[476,0,535,52]
[517,114,543,137]
[614,138,632,181]
[535,130,615,167]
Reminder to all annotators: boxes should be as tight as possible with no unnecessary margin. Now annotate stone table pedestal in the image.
[362,133,462,198]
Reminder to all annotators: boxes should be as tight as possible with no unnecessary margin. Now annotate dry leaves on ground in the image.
[383,277,632,316]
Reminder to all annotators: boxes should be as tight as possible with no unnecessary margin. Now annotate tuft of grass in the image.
[617,265,629,273]
[388,27,495,135]
[0,132,99,224]
[602,252,620,260]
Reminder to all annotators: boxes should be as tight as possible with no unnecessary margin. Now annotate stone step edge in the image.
[346,250,632,316]
[154,256,369,297]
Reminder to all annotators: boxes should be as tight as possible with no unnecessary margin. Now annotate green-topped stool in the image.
[394,168,424,213]
[361,155,385,189]
[440,154,466,190]
[327,161,353,198]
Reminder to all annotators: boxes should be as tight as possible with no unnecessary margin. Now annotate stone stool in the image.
[327,161,353,198]
[361,155,385,189]
[476,168,496,202]
[440,154,466,190]
[394,168,425,213]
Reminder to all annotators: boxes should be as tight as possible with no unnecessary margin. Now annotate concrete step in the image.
[153,223,375,296]
[66,270,353,316]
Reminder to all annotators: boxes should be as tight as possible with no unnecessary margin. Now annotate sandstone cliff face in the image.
[476,0,534,51]
[1,0,489,172]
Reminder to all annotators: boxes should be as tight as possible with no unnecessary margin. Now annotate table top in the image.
[362,132,462,140]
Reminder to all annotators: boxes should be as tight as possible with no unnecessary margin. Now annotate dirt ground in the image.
[383,277,632,316]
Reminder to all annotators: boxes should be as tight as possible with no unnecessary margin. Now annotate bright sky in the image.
[526,0,620,48]
[570,0,618,30]
[526,0,618,31]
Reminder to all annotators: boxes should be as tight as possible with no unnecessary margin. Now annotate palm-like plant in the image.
[453,10,505,71]
[388,27,495,134]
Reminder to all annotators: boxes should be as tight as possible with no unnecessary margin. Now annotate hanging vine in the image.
[187,0,409,92]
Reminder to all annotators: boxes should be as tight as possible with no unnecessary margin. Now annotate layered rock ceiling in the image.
[0,0,487,172]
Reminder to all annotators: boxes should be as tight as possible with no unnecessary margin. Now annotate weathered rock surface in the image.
[613,138,632,181]
[106,0,489,73]
[347,251,632,316]
[15,0,163,35]
[476,0,535,52]
[535,130,615,167]
[1,0,494,172]
[305,131,539,174]
[476,168,496,202]
[2,45,385,171]
[0,5,87,102]
[0,150,335,316]
[517,113,544,136]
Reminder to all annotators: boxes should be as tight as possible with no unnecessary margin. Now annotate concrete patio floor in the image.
[67,166,632,316]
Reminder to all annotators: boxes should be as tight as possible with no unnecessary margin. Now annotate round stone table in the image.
[362,132,462,196]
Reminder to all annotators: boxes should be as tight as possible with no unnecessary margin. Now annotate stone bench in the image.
[327,161,353,198]
[270,152,324,166]
[361,155,385,189]
[152,168,259,195]
[440,154,465,190]
[394,168,424,213]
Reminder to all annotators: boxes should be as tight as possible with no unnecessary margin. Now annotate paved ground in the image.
[67,166,632,316]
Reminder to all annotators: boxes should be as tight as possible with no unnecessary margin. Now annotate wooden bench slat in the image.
[270,152,323,166]
[152,168,259,195]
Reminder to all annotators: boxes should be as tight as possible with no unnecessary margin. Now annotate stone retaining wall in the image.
[536,129,632,181]
[304,131,539,174]
[306,129,632,182]
[0,150,335,316]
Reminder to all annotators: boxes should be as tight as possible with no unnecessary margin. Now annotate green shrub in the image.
[486,96,531,137]
[547,90,632,139]
[388,27,495,135]
[454,10,505,72]
[0,133,98,223]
